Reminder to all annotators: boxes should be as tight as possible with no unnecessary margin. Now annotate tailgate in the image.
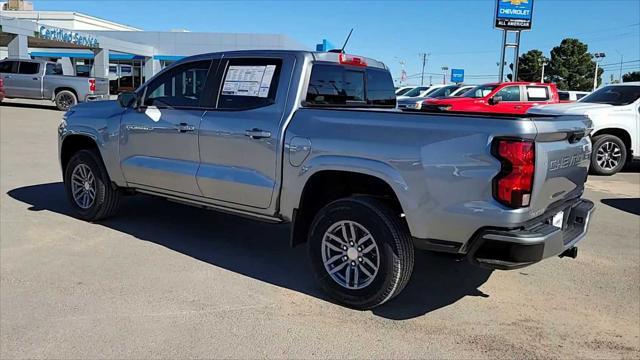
[91,78,109,95]
[529,115,593,215]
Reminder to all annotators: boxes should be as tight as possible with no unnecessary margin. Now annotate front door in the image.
[197,55,292,209]
[119,59,213,195]
[492,84,527,113]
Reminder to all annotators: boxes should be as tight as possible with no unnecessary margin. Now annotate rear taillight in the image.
[492,138,535,208]
[339,53,367,67]
[88,79,96,93]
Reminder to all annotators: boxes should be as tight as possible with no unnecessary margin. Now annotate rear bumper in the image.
[466,199,595,270]
[84,94,109,102]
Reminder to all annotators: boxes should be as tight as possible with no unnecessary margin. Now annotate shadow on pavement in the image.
[7,182,493,320]
[601,198,640,216]
[0,101,58,111]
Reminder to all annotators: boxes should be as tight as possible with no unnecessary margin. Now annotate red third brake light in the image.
[88,79,96,93]
[492,138,535,208]
[339,53,367,67]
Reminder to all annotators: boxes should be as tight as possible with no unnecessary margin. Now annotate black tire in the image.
[590,134,627,176]
[308,196,414,310]
[63,149,121,221]
[55,90,77,111]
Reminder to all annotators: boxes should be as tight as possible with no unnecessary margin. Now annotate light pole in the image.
[615,50,623,83]
[441,66,449,84]
[593,52,606,91]
[540,59,548,83]
[419,53,430,86]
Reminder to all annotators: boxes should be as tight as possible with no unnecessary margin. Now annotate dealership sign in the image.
[450,69,464,83]
[494,0,534,30]
[38,25,99,48]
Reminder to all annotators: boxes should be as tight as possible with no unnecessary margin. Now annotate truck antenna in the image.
[340,28,354,53]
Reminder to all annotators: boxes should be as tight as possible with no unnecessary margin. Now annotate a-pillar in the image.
[91,48,109,78]
[144,57,161,82]
[7,34,29,59]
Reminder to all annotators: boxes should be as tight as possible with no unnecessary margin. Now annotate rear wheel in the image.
[308,196,414,309]
[55,90,77,111]
[63,149,121,221]
[590,134,627,175]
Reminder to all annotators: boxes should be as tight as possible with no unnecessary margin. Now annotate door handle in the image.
[32,77,39,80]
[176,122,195,133]
[4,75,11,79]
[245,128,272,139]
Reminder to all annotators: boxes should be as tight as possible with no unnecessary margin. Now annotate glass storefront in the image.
[108,59,144,94]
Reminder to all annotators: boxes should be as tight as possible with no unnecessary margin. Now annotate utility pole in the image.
[616,50,624,83]
[419,53,430,86]
[593,52,606,91]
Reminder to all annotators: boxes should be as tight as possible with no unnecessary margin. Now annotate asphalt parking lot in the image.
[1,99,639,359]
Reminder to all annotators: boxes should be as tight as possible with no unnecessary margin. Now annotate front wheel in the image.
[590,134,627,176]
[55,90,77,111]
[308,196,414,310]
[63,149,121,221]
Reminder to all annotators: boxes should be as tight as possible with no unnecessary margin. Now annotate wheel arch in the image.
[592,127,632,158]
[290,167,409,247]
[60,134,100,173]
[54,87,78,99]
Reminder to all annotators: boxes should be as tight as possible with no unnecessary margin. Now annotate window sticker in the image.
[222,65,276,98]
[527,87,548,99]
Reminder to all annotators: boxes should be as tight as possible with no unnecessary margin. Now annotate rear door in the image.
[0,60,19,97]
[13,61,43,99]
[119,59,215,195]
[197,55,292,209]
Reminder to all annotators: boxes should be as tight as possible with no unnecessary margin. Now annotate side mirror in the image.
[117,91,138,108]
[489,96,502,105]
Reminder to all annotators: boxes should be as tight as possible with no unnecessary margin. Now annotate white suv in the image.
[529,82,640,175]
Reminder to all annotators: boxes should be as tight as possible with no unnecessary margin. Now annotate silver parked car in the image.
[59,50,594,309]
[0,59,108,110]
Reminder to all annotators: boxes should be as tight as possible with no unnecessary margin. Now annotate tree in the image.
[515,50,549,82]
[622,71,640,82]
[547,38,603,91]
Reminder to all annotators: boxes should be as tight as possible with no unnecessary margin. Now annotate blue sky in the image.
[34,0,640,85]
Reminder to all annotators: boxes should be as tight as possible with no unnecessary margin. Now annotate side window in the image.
[526,86,550,101]
[217,58,282,110]
[46,63,62,75]
[366,68,396,107]
[575,93,587,100]
[18,62,40,75]
[306,64,365,105]
[0,61,17,73]
[558,91,570,101]
[495,85,521,101]
[144,60,212,108]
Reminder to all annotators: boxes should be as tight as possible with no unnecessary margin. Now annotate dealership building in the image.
[0,2,308,93]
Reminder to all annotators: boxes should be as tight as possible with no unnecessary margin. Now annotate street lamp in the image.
[441,66,449,84]
[593,52,606,91]
[540,59,548,83]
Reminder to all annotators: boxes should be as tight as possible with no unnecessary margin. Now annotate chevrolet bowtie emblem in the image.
[503,0,528,5]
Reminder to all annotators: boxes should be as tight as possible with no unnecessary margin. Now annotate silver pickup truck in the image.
[58,50,595,309]
[0,58,108,111]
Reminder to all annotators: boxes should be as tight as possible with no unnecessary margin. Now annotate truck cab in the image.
[422,82,560,115]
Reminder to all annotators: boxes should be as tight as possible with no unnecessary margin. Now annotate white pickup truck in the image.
[530,82,640,175]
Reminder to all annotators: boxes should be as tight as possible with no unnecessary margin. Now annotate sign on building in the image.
[494,0,534,30]
[450,69,464,83]
[37,25,99,48]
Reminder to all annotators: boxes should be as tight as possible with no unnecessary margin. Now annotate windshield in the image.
[464,84,498,98]
[426,85,460,98]
[402,86,429,97]
[579,85,640,106]
[395,87,412,96]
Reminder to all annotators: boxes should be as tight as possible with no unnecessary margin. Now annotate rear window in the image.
[305,64,395,108]
[526,86,550,101]
[18,62,40,75]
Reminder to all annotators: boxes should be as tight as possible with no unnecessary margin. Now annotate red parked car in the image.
[421,82,560,115]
